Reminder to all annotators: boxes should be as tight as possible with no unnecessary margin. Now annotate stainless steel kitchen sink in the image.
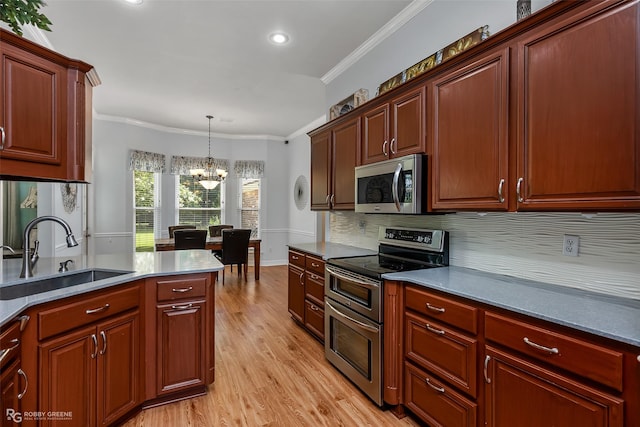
[0,269,133,300]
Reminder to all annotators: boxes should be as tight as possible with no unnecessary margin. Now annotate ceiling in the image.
[30,0,413,138]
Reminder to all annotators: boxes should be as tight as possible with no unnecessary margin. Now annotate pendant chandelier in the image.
[190,115,227,189]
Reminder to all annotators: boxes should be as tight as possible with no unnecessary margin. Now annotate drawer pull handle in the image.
[310,304,320,311]
[425,324,445,335]
[637,355,640,363]
[171,303,194,310]
[311,262,320,268]
[17,369,28,400]
[172,286,193,293]
[86,303,110,314]
[310,274,320,280]
[425,378,445,393]
[292,255,299,260]
[426,303,445,313]
[17,315,30,331]
[91,334,98,359]
[523,337,559,355]
[484,355,491,383]
[0,339,20,364]
[99,331,107,355]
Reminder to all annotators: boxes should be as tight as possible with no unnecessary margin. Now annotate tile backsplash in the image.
[329,211,640,300]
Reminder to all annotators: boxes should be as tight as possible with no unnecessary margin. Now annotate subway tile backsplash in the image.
[329,212,640,300]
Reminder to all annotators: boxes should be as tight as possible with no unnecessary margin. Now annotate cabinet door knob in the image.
[17,369,28,400]
[382,140,389,156]
[498,178,505,203]
[91,334,98,359]
[299,271,304,285]
[99,330,107,355]
[390,138,396,155]
[516,177,524,203]
[484,355,491,383]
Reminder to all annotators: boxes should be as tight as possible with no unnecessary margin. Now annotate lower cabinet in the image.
[1,359,23,427]
[156,301,205,395]
[287,249,325,342]
[484,346,623,427]
[39,311,139,427]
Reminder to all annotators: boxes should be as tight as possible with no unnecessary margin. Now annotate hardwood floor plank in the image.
[123,265,419,426]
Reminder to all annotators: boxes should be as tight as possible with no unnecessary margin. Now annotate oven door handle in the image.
[325,266,380,289]
[326,301,379,333]
[391,162,403,212]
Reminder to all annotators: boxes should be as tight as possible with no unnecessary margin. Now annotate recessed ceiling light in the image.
[124,0,143,5]
[269,32,290,45]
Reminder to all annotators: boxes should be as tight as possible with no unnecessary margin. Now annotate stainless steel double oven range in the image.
[324,226,449,406]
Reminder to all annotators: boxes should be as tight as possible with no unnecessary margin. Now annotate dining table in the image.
[155,236,261,280]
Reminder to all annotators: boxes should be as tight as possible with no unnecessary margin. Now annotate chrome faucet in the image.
[20,216,79,278]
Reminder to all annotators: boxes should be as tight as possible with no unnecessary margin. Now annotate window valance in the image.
[170,156,229,175]
[129,150,166,173]
[234,160,265,179]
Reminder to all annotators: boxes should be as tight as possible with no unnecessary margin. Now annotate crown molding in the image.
[285,115,327,141]
[94,113,284,141]
[23,24,54,50]
[321,0,434,84]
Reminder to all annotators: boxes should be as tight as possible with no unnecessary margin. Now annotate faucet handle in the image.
[30,240,40,263]
[59,259,74,272]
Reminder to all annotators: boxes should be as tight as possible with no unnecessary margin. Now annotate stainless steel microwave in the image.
[355,154,426,214]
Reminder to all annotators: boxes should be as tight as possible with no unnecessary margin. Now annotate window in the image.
[238,178,260,237]
[133,170,160,252]
[177,175,224,228]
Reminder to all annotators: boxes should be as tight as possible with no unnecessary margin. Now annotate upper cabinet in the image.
[310,116,360,210]
[431,47,510,211]
[0,28,99,182]
[361,86,426,165]
[515,0,640,210]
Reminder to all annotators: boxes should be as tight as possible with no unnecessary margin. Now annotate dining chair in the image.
[214,228,252,284]
[168,224,196,238]
[208,224,234,237]
[173,229,208,250]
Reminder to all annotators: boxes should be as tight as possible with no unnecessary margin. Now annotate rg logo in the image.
[5,409,22,423]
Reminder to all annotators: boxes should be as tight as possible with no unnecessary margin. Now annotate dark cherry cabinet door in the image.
[485,346,623,427]
[156,301,206,395]
[431,48,509,210]
[517,1,640,210]
[362,103,390,164]
[287,264,305,324]
[0,43,68,180]
[392,86,426,158]
[1,359,21,427]
[96,313,139,426]
[331,116,360,210]
[310,130,331,210]
[39,326,96,427]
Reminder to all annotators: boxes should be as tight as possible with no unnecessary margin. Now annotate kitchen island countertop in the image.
[0,250,223,327]
[383,266,640,347]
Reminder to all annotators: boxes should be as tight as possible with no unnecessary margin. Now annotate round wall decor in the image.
[293,175,308,211]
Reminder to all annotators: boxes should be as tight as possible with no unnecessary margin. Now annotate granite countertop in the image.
[0,251,223,327]
[287,242,376,260]
[383,266,640,348]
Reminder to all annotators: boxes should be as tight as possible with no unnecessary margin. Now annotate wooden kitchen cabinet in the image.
[1,318,27,427]
[38,287,140,427]
[287,249,325,342]
[431,47,509,211]
[515,0,640,210]
[309,116,360,210]
[0,28,98,182]
[361,86,426,165]
[146,273,214,401]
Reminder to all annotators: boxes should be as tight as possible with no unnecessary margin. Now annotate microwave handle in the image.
[392,162,403,212]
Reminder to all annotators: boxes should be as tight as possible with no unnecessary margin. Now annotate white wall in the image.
[91,117,289,264]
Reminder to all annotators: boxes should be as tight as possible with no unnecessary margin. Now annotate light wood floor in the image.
[123,265,420,426]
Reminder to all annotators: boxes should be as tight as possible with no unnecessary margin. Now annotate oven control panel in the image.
[378,227,446,252]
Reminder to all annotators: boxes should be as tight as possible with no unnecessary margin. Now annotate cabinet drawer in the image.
[405,312,478,398]
[304,300,324,342]
[404,362,477,427]
[38,284,140,340]
[305,255,325,276]
[289,250,306,269]
[485,312,624,391]
[305,271,324,305]
[0,321,21,369]
[157,276,207,302]
[405,285,478,334]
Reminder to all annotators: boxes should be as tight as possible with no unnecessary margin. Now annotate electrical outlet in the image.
[562,234,580,257]
[358,220,366,234]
